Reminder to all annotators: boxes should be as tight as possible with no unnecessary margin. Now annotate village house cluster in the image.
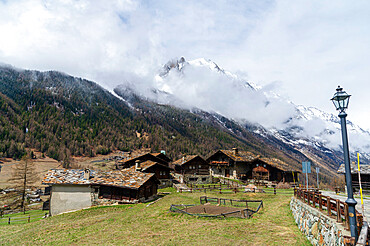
[42,148,300,215]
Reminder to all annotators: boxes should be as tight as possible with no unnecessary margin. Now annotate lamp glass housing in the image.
[331,86,351,111]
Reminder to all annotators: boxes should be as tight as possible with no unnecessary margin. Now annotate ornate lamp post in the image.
[331,85,357,240]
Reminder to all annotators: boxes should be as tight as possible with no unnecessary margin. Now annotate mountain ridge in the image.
[0,62,362,185]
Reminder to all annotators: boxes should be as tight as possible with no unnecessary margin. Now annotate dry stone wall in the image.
[290,197,349,246]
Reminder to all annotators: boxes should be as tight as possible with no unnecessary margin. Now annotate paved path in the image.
[173,183,191,192]
[321,190,370,219]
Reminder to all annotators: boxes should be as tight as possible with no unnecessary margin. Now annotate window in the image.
[202,178,207,182]
[199,165,202,168]
[189,177,198,181]
[160,171,166,176]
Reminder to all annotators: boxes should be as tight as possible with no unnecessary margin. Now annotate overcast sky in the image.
[1,0,370,131]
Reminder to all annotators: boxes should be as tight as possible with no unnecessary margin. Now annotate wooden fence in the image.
[0,213,48,225]
[199,196,263,212]
[169,196,263,219]
[181,184,292,195]
[294,188,356,230]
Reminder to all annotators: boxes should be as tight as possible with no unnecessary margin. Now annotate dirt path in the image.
[184,204,242,214]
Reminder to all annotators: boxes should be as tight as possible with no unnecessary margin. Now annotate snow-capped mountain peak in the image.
[118,57,370,161]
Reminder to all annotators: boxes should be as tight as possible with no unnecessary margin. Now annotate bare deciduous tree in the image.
[7,155,38,213]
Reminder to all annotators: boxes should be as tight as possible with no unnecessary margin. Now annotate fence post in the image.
[336,200,341,223]
[219,188,222,194]
[344,203,350,230]
[327,197,331,216]
[319,194,322,211]
[8,217,10,225]
[28,215,31,223]
[307,191,310,205]
[312,193,316,208]
[274,187,276,195]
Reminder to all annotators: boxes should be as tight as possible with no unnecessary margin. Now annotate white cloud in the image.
[0,0,369,133]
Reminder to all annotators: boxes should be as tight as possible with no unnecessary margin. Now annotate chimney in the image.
[135,160,142,171]
[182,154,186,164]
[232,148,238,156]
[84,168,90,180]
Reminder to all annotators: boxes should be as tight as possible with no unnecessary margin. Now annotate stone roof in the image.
[152,153,172,162]
[137,160,172,171]
[259,157,300,172]
[218,150,259,162]
[337,164,370,174]
[116,152,168,165]
[173,155,205,166]
[42,168,155,189]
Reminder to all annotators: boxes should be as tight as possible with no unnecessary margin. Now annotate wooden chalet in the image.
[251,158,300,183]
[207,148,259,180]
[207,148,300,183]
[338,163,370,193]
[42,168,159,215]
[152,152,172,163]
[171,155,211,184]
[116,152,169,169]
[133,160,173,188]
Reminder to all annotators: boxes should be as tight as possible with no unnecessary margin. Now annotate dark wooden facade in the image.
[172,156,210,175]
[208,149,300,183]
[248,160,299,183]
[142,164,171,180]
[207,150,254,179]
[98,176,158,201]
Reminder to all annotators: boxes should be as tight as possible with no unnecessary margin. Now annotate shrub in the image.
[276,182,291,189]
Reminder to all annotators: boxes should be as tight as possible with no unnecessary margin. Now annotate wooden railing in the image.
[294,188,354,230]
[294,188,370,245]
[0,213,48,225]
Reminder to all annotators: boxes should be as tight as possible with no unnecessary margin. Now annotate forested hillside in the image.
[0,66,257,164]
[0,65,340,184]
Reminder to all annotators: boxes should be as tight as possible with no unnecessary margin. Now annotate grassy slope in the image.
[0,188,309,246]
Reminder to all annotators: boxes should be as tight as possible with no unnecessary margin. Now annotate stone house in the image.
[171,155,211,184]
[42,168,158,216]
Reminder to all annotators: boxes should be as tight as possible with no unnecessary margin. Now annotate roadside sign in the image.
[302,161,311,173]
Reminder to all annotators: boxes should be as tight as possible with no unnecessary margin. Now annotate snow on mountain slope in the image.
[116,57,370,159]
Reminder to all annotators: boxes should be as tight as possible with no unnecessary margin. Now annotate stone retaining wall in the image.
[290,197,350,246]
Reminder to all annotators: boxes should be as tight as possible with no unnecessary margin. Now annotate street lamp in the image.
[331,85,357,240]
